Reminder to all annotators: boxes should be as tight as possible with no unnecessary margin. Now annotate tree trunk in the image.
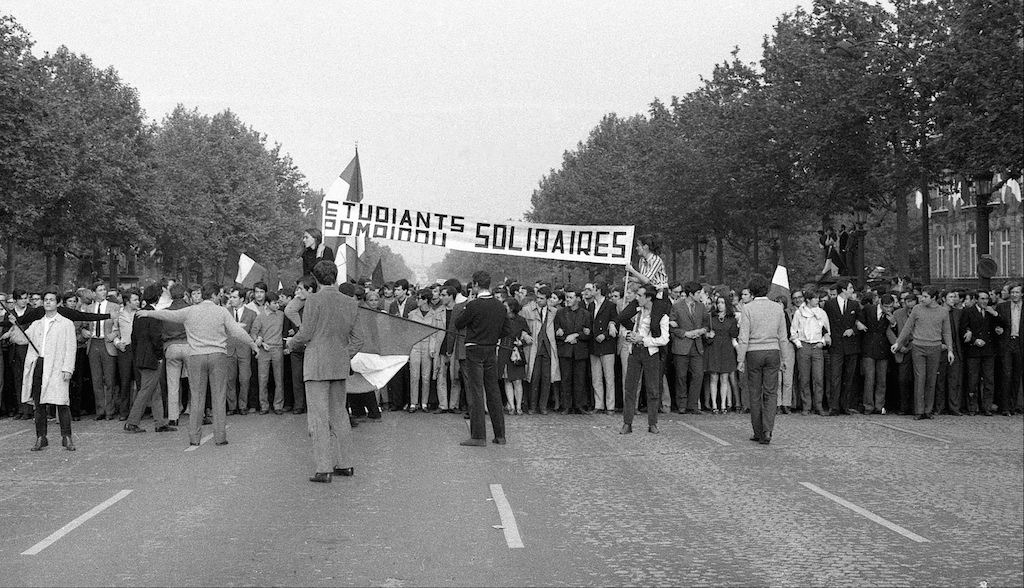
[691,236,699,281]
[55,248,66,288]
[45,252,53,286]
[715,233,724,284]
[920,170,930,284]
[895,190,909,276]
[4,238,14,292]
[108,249,120,290]
[751,229,760,273]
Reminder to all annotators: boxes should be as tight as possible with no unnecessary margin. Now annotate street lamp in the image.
[697,235,709,281]
[973,171,997,292]
[767,223,782,268]
[853,198,871,288]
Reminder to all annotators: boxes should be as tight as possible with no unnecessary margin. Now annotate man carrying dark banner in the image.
[455,270,510,447]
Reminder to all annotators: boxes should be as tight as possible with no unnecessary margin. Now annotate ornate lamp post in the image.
[973,172,997,292]
[852,198,871,288]
[767,223,782,269]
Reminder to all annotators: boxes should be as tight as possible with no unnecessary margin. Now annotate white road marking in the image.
[489,484,524,548]
[872,422,951,444]
[800,482,930,543]
[0,428,31,442]
[184,424,229,452]
[22,490,133,555]
[678,422,731,446]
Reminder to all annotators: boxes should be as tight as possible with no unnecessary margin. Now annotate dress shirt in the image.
[1013,302,1021,337]
[631,307,670,355]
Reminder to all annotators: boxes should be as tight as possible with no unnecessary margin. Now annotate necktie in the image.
[97,301,104,339]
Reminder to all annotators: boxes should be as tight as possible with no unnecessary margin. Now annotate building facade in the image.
[928,176,1023,290]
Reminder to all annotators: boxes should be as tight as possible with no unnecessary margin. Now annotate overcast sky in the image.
[6,1,805,270]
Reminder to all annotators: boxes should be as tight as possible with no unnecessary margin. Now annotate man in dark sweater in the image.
[454,270,510,446]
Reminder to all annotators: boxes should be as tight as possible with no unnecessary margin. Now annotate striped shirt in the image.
[638,255,668,290]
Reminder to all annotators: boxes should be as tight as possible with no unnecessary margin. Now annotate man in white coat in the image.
[24,289,78,451]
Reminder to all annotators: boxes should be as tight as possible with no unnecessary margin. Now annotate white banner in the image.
[321,197,635,266]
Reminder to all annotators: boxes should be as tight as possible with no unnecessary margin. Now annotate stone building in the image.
[928,176,1023,290]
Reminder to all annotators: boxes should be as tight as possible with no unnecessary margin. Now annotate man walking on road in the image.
[737,274,788,445]
[455,270,510,447]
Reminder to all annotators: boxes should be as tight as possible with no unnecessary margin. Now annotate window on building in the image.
[936,235,946,278]
[1000,229,1011,276]
[952,234,961,278]
[968,232,977,277]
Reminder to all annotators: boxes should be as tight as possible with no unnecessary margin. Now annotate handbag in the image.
[509,343,526,366]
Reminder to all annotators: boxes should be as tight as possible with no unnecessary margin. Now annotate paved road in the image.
[1,409,1021,587]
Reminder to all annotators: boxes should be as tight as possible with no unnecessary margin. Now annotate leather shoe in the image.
[202,417,212,425]
[915,414,928,420]
[492,437,507,445]
[95,414,106,421]
[620,424,632,434]
[154,425,177,433]
[259,409,269,415]
[189,442,200,446]
[214,440,229,446]
[648,425,659,434]
[309,472,332,483]
[332,467,354,477]
[62,436,76,451]
[31,436,48,451]
[123,424,146,433]
[750,435,762,442]
[118,415,129,421]
[459,438,486,447]
[983,411,994,416]
[759,433,772,445]
[293,408,306,414]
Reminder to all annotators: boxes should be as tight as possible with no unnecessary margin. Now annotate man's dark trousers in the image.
[465,344,505,440]
[828,351,858,413]
[746,349,780,440]
[674,347,704,412]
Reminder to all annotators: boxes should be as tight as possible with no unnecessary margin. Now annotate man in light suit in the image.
[288,261,363,482]
[86,283,120,420]
[823,279,861,415]
[669,281,710,414]
[994,283,1023,415]
[225,287,257,414]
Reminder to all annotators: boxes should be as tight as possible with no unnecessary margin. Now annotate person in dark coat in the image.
[124,284,176,433]
[856,293,897,414]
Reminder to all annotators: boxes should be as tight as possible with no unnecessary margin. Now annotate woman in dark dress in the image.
[498,298,531,415]
[706,295,739,414]
[300,228,334,277]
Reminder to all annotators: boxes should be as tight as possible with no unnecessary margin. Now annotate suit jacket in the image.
[669,298,710,355]
[449,301,469,360]
[388,297,414,319]
[131,304,164,370]
[225,306,257,358]
[857,304,896,359]
[947,307,964,357]
[892,306,913,363]
[824,297,861,355]
[87,300,121,356]
[554,304,591,360]
[588,298,617,356]
[961,304,998,358]
[290,288,363,381]
[994,300,1023,352]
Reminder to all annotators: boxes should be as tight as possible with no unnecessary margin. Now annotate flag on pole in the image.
[371,259,384,288]
[346,307,443,393]
[326,148,364,283]
[767,252,790,302]
[233,252,268,288]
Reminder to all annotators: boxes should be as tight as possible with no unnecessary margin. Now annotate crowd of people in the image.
[2,230,1022,462]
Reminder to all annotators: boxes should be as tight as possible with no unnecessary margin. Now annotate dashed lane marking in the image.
[800,482,930,543]
[678,422,731,446]
[22,490,134,555]
[489,484,524,548]
[872,421,951,444]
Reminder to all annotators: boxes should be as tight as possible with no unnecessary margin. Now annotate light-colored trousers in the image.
[164,343,190,421]
[186,352,229,445]
[305,379,352,473]
[590,353,616,410]
[257,347,285,411]
[777,341,795,407]
[437,353,461,409]
[409,346,434,407]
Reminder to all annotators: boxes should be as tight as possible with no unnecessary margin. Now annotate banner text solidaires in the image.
[322,198,635,266]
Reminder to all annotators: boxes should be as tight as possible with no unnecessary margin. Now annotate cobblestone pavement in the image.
[0,408,1021,587]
